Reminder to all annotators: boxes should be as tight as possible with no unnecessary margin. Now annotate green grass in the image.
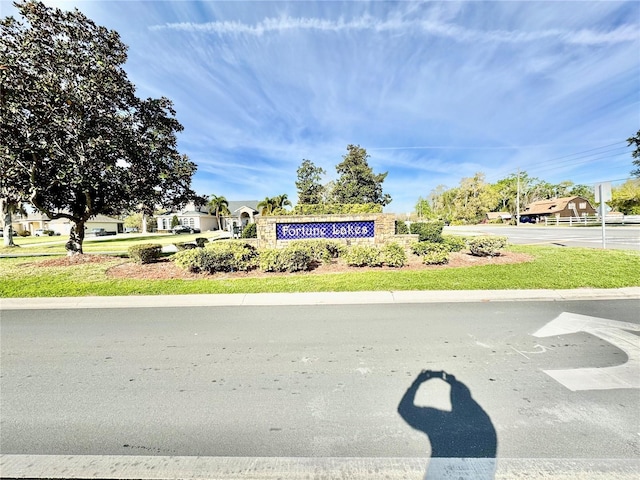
[0,245,638,298]
[0,232,224,255]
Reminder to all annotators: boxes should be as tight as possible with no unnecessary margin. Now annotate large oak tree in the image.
[1,1,196,253]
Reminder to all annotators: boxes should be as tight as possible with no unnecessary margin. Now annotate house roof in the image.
[524,196,589,215]
[227,200,260,214]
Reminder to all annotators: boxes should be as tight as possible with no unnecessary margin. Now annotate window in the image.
[568,202,575,209]
[579,202,587,209]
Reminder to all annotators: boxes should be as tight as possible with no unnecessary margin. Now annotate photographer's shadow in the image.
[398,370,497,479]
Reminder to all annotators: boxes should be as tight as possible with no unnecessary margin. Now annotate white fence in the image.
[543,215,640,226]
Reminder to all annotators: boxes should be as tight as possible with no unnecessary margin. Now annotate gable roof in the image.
[227,200,260,214]
[524,196,591,215]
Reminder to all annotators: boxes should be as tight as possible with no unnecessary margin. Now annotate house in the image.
[224,201,260,232]
[12,212,124,235]
[155,200,261,232]
[155,202,218,232]
[521,196,596,222]
[485,212,512,223]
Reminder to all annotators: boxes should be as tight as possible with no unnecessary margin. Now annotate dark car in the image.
[172,225,200,234]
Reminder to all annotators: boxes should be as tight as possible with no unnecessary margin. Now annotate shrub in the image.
[395,220,409,235]
[258,245,312,273]
[468,236,507,257]
[291,203,382,215]
[172,248,205,272]
[174,242,196,251]
[18,230,30,237]
[288,240,345,264]
[381,242,406,267]
[343,245,382,267]
[441,234,467,252]
[195,237,209,248]
[128,243,162,264]
[409,221,444,242]
[173,241,258,273]
[241,223,257,238]
[411,241,450,265]
[205,241,258,271]
[422,246,450,265]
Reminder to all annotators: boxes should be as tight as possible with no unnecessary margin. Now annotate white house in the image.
[12,212,124,235]
[155,200,261,233]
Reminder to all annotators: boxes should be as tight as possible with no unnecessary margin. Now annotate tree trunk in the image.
[1,200,16,247]
[142,213,148,234]
[66,221,85,255]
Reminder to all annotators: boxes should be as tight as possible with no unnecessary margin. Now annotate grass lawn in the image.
[0,245,638,298]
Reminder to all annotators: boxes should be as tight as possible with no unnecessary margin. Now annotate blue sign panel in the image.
[276,221,375,240]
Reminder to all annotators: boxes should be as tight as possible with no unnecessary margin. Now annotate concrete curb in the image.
[1,288,639,310]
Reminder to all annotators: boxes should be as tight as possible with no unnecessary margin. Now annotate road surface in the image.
[446,225,640,250]
[1,296,639,478]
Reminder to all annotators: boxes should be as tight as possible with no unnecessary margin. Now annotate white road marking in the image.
[533,312,640,391]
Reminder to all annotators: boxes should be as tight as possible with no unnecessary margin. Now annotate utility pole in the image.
[516,168,521,226]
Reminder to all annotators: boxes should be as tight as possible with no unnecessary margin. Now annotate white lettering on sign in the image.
[533,312,640,391]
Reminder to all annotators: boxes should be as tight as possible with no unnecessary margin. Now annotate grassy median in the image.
[0,245,638,298]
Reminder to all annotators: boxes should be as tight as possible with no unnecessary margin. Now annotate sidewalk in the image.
[2,287,639,310]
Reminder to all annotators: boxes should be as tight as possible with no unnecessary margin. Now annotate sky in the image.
[3,0,639,214]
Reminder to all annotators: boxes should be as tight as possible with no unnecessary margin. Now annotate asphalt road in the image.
[446,225,640,250]
[1,299,639,478]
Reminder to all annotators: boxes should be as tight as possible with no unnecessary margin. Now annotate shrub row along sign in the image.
[276,221,375,240]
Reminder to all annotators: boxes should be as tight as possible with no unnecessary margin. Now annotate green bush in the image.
[195,237,209,248]
[173,241,258,273]
[18,230,30,237]
[441,234,467,252]
[395,220,409,234]
[423,246,450,265]
[343,245,382,267]
[258,245,312,273]
[241,223,257,238]
[287,239,346,264]
[468,236,507,257]
[128,243,162,264]
[381,242,406,267]
[174,242,196,251]
[172,248,205,272]
[291,203,383,215]
[409,221,444,242]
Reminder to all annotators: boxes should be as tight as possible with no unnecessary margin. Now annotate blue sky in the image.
[4,1,639,213]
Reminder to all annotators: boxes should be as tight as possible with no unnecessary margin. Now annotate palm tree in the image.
[273,194,292,210]
[207,194,230,230]
[257,196,275,216]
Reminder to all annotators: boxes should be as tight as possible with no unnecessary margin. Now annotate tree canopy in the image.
[332,145,392,206]
[295,159,326,204]
[1,1,196,253]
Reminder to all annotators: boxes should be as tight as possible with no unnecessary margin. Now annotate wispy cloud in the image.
[150,14,638,46]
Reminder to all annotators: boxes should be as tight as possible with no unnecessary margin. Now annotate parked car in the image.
[91,228,116,236]
[0,230,17,237]
[34,229,60,237]
[172,225,200,234]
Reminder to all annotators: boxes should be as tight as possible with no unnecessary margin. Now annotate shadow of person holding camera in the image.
[398,370,497,479]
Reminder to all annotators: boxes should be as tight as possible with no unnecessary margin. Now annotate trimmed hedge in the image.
[128,243,162,264]
[409,221,444,242]
[287,239,346,264]
[441,234,467,252]
[395,220,409,235]
[410,241,450,265]
[290,203,383,215]
[468,236,507,257]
